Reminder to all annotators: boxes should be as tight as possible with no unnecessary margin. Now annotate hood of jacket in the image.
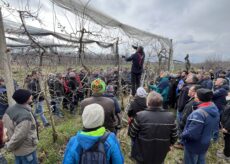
[198,102,219,118]
[76,127,106,150]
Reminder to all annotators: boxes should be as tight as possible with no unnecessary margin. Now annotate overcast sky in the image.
[87,0,230,62]
[2,0,230,63]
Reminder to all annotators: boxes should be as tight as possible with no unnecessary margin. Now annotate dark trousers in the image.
[224,133,230,157]
[131,73,141,96]
[163,102,169,109]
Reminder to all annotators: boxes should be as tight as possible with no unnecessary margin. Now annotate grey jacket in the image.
[3,104,38,156]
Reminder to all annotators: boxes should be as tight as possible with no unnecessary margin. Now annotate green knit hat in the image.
[91,78,106,94]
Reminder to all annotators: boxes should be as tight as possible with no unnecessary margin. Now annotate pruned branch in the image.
[19,10,46,67]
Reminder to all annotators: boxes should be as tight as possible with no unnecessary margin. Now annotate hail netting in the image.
[4,20,113,48]
[50,0,172,49]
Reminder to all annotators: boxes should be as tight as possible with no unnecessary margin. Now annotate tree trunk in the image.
[0,8,15,105]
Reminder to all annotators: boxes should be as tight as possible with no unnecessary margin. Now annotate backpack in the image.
[80,132,110,164]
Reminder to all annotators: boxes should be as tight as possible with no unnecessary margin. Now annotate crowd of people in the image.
[1,57,230,163]
[145,69,230,163]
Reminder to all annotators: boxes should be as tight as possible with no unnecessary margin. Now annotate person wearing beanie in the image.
[63,103,124,164]
[127,87,147,118]
[12,89,32,104]
[136,87,148,98]
[81,79,117,133]
[82,104,105,129]
[3,89,39,163]
[91,78,106,94]
[67,71,82,114]
[181,88,219,164]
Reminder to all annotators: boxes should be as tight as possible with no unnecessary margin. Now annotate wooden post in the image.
[168,39,173,71]
[44,81,58,143]
[0,8,15,105]
[115,39,121,98]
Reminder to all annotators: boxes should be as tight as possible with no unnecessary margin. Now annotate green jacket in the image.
[149,77,169,103]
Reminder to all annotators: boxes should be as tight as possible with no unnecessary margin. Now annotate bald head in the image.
[147,91,163,108]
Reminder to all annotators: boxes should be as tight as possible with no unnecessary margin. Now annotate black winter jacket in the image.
[213,85,229,114]
[180,98,201,131]
[222,105,230,133]
[127,96,147,118]
[126,52,145,74]
[128,108,177,164]
[177,84,193,112]
[28,79,44,101]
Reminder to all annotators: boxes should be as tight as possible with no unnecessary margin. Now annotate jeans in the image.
[184,147,206,164]
[34,101,48,125]
[131,73,141,96]
[15,151,38,164]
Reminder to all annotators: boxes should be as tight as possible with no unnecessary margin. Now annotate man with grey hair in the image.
[128,91,177,164]
[213,78,229,115]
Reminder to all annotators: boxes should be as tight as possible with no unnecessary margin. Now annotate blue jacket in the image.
[63,131,124,164]
[200,79,213,90]
[213,85,229,114]
[181,102,219,154]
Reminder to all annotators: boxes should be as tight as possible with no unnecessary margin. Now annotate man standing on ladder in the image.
[122,46,145,96]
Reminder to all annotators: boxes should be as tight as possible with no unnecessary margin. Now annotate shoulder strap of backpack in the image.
[88,132,110,151]
[99,132,110,144]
